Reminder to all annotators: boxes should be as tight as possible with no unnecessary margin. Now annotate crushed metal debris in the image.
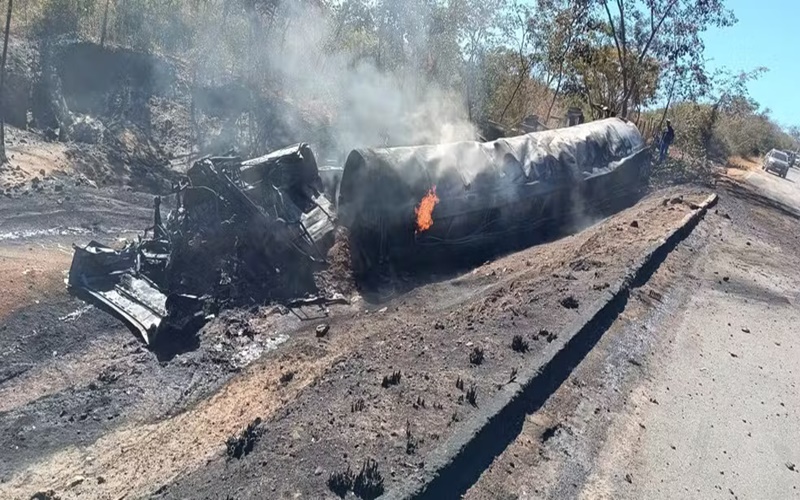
[68,143,336,345]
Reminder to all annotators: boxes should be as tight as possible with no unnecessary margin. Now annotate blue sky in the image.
[703,0,799,128]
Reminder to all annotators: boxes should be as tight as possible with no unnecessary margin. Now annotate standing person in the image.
[659,120,675,162]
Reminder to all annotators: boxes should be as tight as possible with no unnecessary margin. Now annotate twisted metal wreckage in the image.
[68,118,649,346]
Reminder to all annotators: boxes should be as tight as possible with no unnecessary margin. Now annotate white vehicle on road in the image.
[763,149,790,178]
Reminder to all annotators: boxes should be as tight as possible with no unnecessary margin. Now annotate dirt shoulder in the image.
[464,171,800,499]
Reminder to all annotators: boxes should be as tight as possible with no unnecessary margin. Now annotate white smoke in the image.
[260,1,478,153]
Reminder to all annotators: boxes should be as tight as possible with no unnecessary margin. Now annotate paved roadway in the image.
[582,165,800,499]
[743,164,800,213]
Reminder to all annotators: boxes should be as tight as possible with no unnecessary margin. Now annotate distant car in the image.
[763,149,790,178]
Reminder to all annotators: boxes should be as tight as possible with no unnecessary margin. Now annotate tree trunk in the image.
[0,0,12,165]
[500,27,529,125]
[100,0,110,48]
[545,72,564,124]
[656,76,676,137]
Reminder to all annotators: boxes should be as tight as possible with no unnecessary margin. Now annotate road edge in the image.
[381,193,719,500]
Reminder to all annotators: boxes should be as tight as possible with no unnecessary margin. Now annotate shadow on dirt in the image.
[649,157,716,189]
[717,177,800,219]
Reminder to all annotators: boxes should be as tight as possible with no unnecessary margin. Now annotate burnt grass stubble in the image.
[226,418,263,460]
[146,191,708,499]
[0,296,247,479]
[328,459,385,499]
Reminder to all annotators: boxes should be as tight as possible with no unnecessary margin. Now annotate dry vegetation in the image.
[2,0,793,166]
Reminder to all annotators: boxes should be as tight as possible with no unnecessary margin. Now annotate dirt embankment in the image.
[0,37,332,198]
[726,155,763,178]
[0,187,709,500]
[158,189,710,500]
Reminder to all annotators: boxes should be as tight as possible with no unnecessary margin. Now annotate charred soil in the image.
[145,189,712,500]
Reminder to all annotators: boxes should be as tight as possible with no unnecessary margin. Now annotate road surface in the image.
[467,165,800,499]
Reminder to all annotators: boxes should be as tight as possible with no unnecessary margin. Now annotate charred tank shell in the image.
[337,118,648,273]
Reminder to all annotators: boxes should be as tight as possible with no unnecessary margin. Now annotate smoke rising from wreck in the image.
[234,1,478,155]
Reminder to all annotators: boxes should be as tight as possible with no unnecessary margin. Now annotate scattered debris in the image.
[538,329,558,343]
[541,424,561,443]
[58,305,93,322]
[30,492,61,500]
[225,418,262,460]
[570,259,605,272]
[280,371,295,384]
[68,476,85,489]
[560,296,580,309]
[315,323,330,338]
[469,347,485,366]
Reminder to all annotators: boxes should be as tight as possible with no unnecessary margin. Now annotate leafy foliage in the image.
[10,0,795,163]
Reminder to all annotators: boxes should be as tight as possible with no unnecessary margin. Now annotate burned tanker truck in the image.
[338,117,648,272]
[68,118,649,346]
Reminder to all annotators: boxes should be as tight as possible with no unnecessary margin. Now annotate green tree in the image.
[593,0,735,118]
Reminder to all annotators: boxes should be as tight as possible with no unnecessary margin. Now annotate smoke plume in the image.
[247,1,477,155]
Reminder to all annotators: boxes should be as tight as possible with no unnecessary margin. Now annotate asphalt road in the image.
[742,164,800,213]
[584,166,800,499]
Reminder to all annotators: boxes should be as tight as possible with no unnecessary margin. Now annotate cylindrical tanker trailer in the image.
[337,118,650,273]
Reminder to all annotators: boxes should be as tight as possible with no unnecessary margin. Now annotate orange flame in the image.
[415,186,440,234]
